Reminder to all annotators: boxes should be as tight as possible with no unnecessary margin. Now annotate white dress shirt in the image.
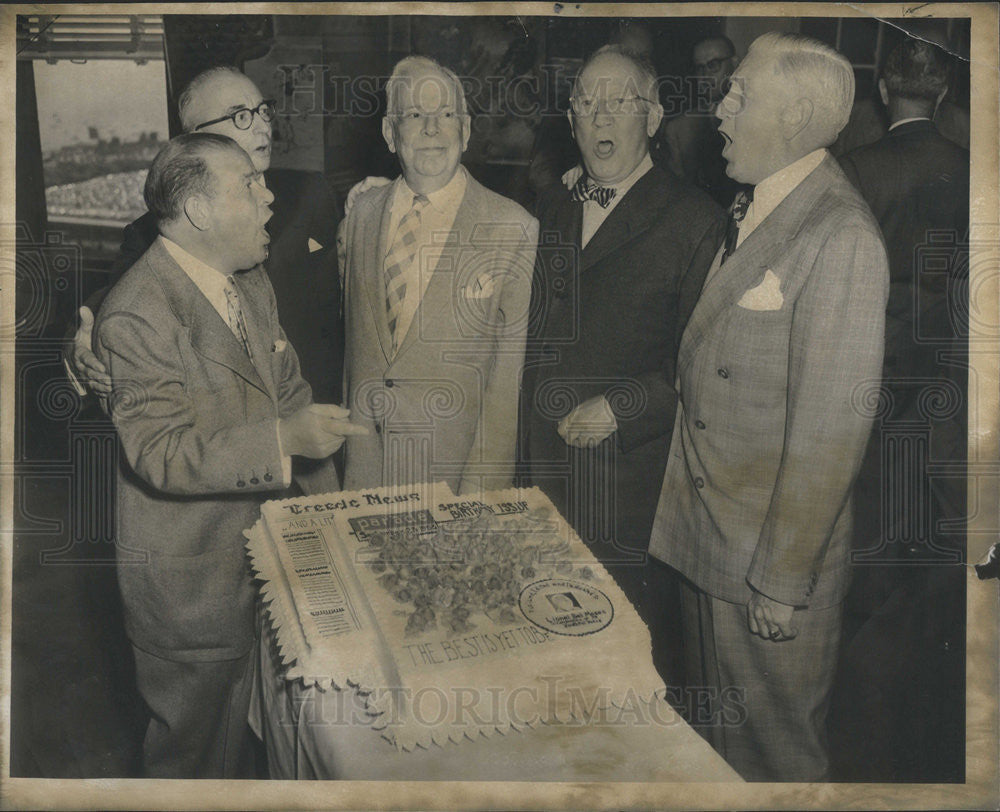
[162,236,291,485]
[385,167,468,347]
[736,148,827,249]
[581,154,653,248]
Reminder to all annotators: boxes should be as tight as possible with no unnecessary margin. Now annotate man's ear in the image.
[646,101,664,138]
[878,78,889,108]
[183,194,212,231]
[779,97,814,141]
[382,117,397,154]
[460,113,472,153]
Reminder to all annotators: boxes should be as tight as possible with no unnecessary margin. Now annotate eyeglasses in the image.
[569,95,654,117]
[193,100,276,131]
[391,107,463,124]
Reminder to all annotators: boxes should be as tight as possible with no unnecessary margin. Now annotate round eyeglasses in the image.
[193,100,277,132]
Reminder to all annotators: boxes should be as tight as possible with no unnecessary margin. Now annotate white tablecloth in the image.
[251,617,742,782]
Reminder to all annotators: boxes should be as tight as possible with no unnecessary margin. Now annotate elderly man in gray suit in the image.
[649,33,889,781]
[95,133,362,777]
[340,55,538,494]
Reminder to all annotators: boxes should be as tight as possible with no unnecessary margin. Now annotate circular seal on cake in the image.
[518,578,614,636]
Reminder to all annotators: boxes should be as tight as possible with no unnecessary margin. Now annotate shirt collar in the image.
[396,164,468,215]
[751,148,827,224]
[889,116,932,131]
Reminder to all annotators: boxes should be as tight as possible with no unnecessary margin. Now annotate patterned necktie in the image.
[383,193,430,354]
[571,175,616,208]
[224,277,254,361]
[721,188,754,265]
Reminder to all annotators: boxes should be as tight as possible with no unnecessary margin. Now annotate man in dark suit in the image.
[832,38,968,780]
[68,66,343,405]
[521,44,725,687]
[94,133,361,777]
[649,33,889,781]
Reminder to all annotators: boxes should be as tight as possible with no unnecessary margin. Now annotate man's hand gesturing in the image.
[279,404,369,459]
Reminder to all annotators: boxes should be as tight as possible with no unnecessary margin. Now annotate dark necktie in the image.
[571,175,616,208]
[721,188,754,265]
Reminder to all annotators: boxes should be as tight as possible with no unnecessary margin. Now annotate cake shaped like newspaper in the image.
[245,482,665,750]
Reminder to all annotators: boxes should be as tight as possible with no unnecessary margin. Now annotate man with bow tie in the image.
[520,44,725,688]
[648,33,889,781]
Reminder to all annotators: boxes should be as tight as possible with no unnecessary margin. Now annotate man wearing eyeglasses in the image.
[664,36,746,207]
[67,66,344,411]
[340,55,537,494]
[520,44,725,689]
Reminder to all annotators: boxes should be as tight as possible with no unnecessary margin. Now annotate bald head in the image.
[176,67,273,172]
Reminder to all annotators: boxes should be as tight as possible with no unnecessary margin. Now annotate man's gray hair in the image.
[143,132,242,223]
[177,66,246,132]
[385,56,468,117]
[749,32,855,137]
[575,44,659,103]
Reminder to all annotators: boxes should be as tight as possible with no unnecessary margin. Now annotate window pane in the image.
[35,59,167,224]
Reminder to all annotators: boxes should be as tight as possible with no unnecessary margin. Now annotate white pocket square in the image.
[737,269,784,311]
[272,339,288,353]
[464,274,496,299]
[308,238,323,253]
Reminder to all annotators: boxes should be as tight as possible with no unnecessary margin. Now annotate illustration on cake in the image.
[245,483,665,750]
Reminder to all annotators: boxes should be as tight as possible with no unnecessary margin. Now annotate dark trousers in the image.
[603,555,685,690]
[678,579,842,782]
[131,643,257,778]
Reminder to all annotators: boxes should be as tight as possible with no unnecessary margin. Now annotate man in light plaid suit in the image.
[648,33,889,781]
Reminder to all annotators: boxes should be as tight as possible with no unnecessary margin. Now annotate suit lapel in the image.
[678,156,838,373]
[360,183,397,364]
[150,239,270,396]
[581,165,674,271]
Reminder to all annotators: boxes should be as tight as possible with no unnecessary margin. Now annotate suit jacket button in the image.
[694,476,705,488]
[236,479,246,488]
[695,419,706,430]
[250,477,260,485]
[385,379,394,388]
[717,368,729,379]
[264,473,273,482]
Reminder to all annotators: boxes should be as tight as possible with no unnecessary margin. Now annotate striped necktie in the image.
[224,277,254,361]
[383,193,429,354]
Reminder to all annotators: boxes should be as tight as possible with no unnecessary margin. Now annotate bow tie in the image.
[571,176,617,208]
